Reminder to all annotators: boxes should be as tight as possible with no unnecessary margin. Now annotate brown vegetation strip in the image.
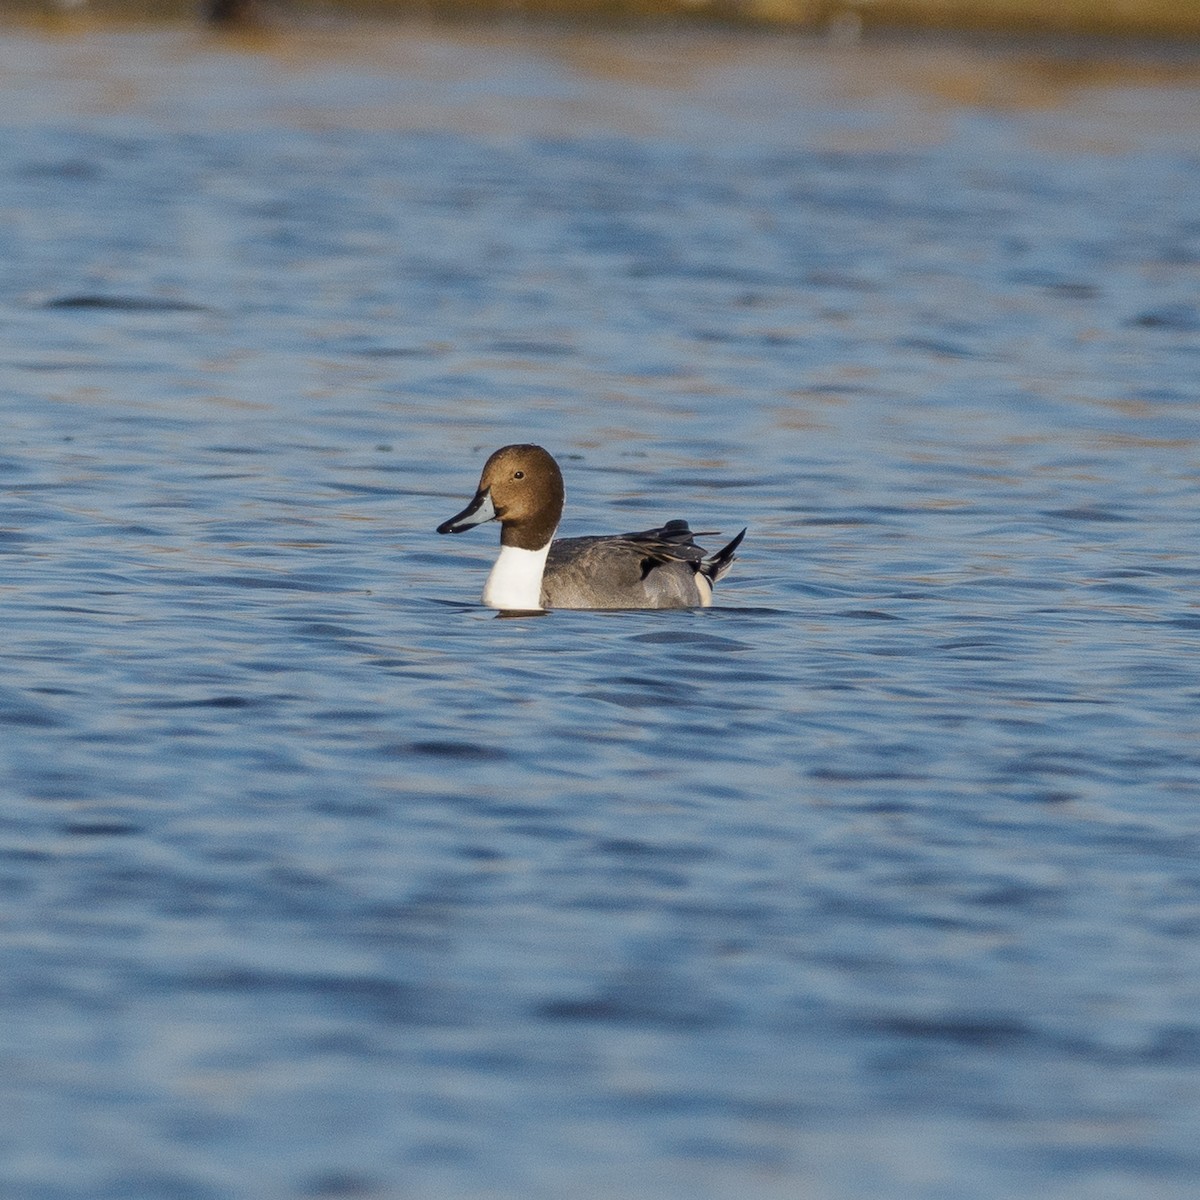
[9,0,1200,37]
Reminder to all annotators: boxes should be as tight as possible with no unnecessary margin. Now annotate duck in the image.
[436,444,746,612]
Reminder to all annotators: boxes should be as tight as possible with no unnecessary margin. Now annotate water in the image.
[2,21,1200,1200]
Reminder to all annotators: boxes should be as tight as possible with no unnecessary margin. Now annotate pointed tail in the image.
[699,527,746,585]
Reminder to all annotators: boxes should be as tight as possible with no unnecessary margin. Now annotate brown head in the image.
[436,444,565,551]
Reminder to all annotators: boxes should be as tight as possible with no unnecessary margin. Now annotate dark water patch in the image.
[1043,506,1131,522]
[301,1171,382,1198]
[114,523,170,537]
[398,741,509,763]
[592,837,714,864]
[322,481,427,497]
[1128,303,1200,331]
[647,472,790,494]
[580,689,690,709]
[804,269,878,291]
[627,261,789,288]
[292,621,370,640]
[172,969,448,1025]
[967,882,1065,910]
[952,577,1067,593]
[456,844,506,863]
[1098,569,1165,579]
[13,360,176,379]
[809,767,925,783]
[896,336,980,359]
[1087,581,1160,597]
[486,339,575,357]
[312,707,389,723]
[203,573,330,592]
[1006,268,1100,298]
[1010,789,1080,805]
[937,637,1009,650]
[352,344,437,358]
[0,701,63,729]
[537,991,728,1031]
[996,750,1156,785]
[692,606,791,616]
[628,631,748,650]
[1165,614,1200,628]
[42,294,212,313]
[18,159,102,181]
[795,515,892,529]
[62,820,142,837]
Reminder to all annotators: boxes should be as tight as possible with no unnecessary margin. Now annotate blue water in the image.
[2,22,1199,1200]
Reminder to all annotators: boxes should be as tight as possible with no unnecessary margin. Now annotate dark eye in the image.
[513,471,525,480]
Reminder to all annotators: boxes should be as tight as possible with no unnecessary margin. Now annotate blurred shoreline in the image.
[3,0,1198,40]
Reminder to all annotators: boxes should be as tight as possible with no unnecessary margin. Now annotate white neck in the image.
[482,542,551,611]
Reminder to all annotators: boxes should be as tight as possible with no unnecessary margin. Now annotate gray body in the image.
[541,521,744,610]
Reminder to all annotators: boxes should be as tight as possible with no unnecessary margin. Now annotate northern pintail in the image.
[436,444,746,612]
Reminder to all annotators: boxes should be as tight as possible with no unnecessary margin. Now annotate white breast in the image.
[481,543,551,611]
